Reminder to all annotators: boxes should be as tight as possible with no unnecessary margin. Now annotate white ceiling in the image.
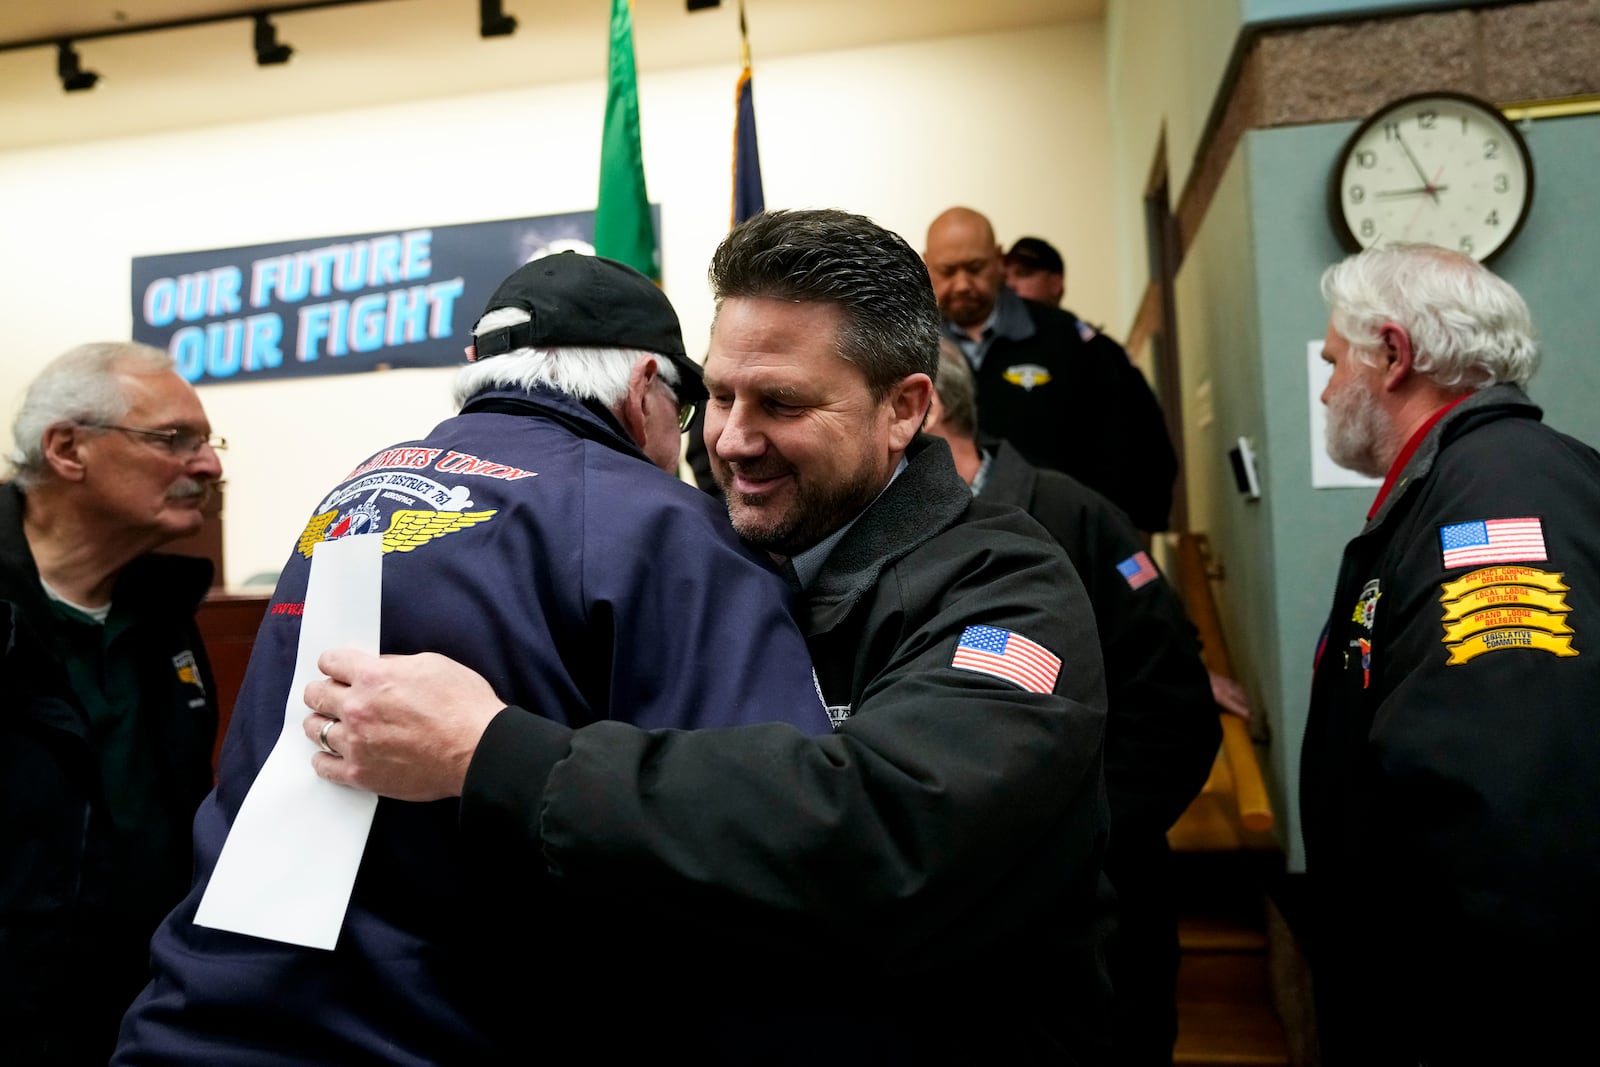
[0,0,1103,151]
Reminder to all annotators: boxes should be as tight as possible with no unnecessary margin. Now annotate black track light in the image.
[479,0,516,38]
[57,40,100,92]
[254,14,293,66]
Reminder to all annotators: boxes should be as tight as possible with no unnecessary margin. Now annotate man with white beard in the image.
[1299,244,1600,1065]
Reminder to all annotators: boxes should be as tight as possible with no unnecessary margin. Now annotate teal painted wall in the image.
[1207,111,1600,869]
[1244,0,1500,22]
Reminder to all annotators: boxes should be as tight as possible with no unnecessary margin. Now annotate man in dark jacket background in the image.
[923,206,1178,533]
[1302,243,1600,1064]
[926,336,1220,1066]
[1,341,223,1066]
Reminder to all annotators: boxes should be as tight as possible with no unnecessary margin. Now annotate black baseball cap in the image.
[1003,237,1064,275]
[472,251,706,403]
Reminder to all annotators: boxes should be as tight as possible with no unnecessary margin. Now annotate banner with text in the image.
[130,209,654,386]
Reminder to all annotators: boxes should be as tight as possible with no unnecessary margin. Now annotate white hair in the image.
[1321,243,1539,390]
[10,341,176,488]
[451,307,680,411]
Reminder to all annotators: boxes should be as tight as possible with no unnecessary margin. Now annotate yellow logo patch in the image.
[172,649,205,696]
[296,507,498,558]
[1001,364,1052,391]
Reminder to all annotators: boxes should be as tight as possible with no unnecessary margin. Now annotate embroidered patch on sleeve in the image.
[1000,364,1052,391]
[1439,517,1547,568]
[951,624,1062,694]
[1438,565,1578,665]
[1117,550,1160,590]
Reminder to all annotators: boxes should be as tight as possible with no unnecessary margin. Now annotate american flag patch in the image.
[951,625,1061,694]
[1439,517,1547,569]
[1117,550,1160,590]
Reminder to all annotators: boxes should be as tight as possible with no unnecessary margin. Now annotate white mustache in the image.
[167,477,216,502]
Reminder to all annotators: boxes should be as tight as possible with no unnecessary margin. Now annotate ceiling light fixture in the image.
[479,0,517,38]
[57,40,100,92]
[253,14,293,66]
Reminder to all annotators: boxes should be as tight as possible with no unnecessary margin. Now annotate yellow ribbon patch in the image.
[1438,583,1571,621]
[1445,629,1579,665]
[1440,565,1569,600]
[1440,606,1574,644]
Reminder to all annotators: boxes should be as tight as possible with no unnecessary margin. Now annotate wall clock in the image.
[1329,91,1534,263]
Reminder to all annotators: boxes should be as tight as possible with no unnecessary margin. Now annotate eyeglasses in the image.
[655,376,695,434]
[82,423,227,455]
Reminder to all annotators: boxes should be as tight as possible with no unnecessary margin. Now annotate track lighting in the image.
[57,40,100,92]
[253,15,293,66]
[479,0,517,38]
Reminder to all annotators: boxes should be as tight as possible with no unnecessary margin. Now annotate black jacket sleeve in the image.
[459,513,1109,968]
[1031,471,1218,834]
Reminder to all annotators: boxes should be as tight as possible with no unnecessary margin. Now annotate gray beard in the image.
[1324,380,1390,479]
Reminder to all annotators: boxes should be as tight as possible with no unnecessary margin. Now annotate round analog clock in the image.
[1330,91,1534,263]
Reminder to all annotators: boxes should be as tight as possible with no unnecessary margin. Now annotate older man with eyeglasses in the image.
[0,341,225,1067]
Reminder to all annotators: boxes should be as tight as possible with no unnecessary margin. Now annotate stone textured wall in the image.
[1253,0,1600,127]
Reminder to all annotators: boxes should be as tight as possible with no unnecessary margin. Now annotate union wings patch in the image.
[296,467,497,558]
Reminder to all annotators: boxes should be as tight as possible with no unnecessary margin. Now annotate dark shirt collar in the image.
[944,287,1036,369]
[788,455,910,589]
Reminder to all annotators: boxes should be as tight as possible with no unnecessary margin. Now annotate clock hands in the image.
[1392,128,1443,203]
[1374,184,1452,199]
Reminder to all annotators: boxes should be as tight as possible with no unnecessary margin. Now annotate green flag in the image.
[595,0,658,280]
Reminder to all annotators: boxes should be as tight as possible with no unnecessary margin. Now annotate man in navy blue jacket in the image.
[115,253,831,1066]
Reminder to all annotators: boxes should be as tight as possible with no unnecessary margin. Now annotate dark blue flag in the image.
[731,2,764,227]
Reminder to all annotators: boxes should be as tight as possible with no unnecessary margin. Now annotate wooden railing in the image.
[1167,532,1276,849]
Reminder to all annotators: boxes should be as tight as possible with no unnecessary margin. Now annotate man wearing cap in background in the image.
[1004,236,1067,307]
[1,342,223,1067]
[924,206,1178,534]
[115,252,832,1065]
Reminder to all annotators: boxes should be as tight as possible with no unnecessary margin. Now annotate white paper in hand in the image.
[195,532,382,950]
